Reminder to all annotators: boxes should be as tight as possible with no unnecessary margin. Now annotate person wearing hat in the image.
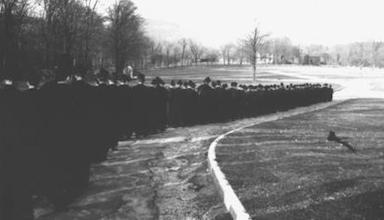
[116,74,133,140]
[213,80,227,122]
[181,81,198,126]
[131,73,150,137]
[197,77,215,124]
[227,82,239,120]
[150,77,168,132]
[35,67,94,210]
[0,74,36,220]
[167,79,183,127]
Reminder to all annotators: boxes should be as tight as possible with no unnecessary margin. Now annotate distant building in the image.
[303,55,321,65]
[258,53,273,64]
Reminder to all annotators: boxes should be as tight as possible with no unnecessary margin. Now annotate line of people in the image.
[0,72,333,220]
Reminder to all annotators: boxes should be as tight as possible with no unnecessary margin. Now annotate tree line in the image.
[2,0,384,82]
[0,0,217,82]
[221,35,384,68]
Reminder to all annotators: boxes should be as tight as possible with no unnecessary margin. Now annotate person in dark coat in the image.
[197,77,215,124]
[227,82,241,120]
[36,73,90,210]
[151,77,168,132]
[117,75,133,140]
[213,80,226,122]
[131,73,151,137]
[0,79,34,220]
[181,81,197,126]
[168,80,184,127]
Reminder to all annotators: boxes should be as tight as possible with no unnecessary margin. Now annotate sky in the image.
[98,0,384,48]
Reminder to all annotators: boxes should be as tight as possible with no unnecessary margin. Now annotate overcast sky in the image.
[98,0,384,48]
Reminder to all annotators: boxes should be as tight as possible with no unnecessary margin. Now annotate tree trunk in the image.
[253,64,256,82]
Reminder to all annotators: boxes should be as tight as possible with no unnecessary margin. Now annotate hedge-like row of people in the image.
[0,73,333,220]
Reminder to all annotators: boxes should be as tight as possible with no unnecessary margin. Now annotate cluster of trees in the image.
[144,38,220,68]
[0,0,226,81]
[330,42,384,67]
[0,0,150,81]
[220,35,384,68]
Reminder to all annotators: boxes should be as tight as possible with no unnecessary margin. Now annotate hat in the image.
[188,80,196,88]
[203,77,211,84]
[151,77,164,85]
[137,73,145,82]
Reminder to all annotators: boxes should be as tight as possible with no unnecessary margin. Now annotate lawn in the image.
[216,99,384,219]
[143,64,305,84]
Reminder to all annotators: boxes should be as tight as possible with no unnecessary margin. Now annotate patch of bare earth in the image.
[216,99,384,220]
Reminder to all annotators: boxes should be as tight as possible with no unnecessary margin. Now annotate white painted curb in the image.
[208,127,252,220]
[207,101,345,220]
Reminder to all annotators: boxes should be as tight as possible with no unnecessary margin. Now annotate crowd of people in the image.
[0,71,333,220]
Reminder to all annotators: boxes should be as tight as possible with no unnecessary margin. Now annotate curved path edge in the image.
[207,100,348,220]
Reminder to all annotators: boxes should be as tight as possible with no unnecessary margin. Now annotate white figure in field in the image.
[123,65,135,79]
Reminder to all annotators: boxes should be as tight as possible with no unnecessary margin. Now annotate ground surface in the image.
[35,125,231,220]
[34,65,384,219]
[216,99,384,219]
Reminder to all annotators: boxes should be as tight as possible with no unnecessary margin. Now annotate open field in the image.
[216,99,384,219]
[144,65,302,84]
[144,64,384,99]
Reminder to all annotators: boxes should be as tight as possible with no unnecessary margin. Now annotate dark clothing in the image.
[131,84,151,137]
[0,86,34,220]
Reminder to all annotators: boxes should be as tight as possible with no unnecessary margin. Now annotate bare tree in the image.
[172,44,181,66]
[371,41,383,67]
[164,41,173,67]
[221,43,235,65]
[220,46,226,65]
[0,0,30,77]
[234,40,247,65]
[178,38,188,66]
[80,0,99,70]
[189,40,204,64]
[245,25,268,82]
[107,0,146,75]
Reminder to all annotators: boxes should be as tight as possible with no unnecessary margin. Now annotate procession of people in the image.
[0,69,333,220]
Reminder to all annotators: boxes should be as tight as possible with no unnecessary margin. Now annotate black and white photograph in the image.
[1,0,384,219]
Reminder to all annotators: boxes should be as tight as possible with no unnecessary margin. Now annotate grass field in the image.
[144,64,384,100]
[216,99,384,219]
[144,65,302,84]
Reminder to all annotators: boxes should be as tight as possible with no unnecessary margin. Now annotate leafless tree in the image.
[107,0,146,75]
[189,40,204,64]
[245,25,268,82]
[80,0,99,70]
[234,40,247,65]
[371,41,383,67]
[221,43,235,65]
[178,38,188,66]
[164,41,173,67]
[172,44,181,66]
[0,0,30,77]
